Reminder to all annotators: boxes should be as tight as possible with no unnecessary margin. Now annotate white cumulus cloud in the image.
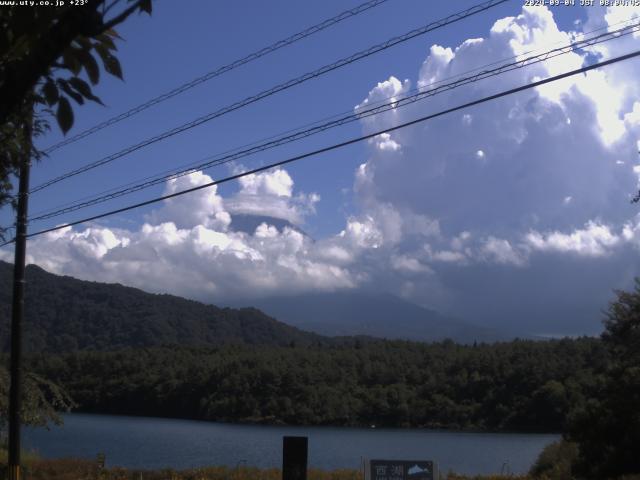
[7,4,640,337]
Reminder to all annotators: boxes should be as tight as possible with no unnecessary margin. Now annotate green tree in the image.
[569,280,640,479]
[0,365,75,444]
[0,0,152,238]
[529,440,578,480]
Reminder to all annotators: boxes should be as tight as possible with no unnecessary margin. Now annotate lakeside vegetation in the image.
[0,453,567,480]
[25,337,605,432]
[2,449,640,480]
[0,455,565,480]
[6,451,639,480]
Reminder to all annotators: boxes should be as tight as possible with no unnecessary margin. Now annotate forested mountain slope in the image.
[0,261,322,352]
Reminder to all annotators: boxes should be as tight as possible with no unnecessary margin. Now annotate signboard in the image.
[366,459,435,480]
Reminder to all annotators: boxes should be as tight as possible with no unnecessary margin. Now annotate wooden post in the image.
[282,436,307,480]
[7,110,32,480]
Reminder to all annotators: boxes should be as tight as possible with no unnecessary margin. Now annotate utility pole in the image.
[8,110,32,480]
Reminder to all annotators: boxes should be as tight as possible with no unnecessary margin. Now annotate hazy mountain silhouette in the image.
[250,291,522,343]
[229,214,309,237]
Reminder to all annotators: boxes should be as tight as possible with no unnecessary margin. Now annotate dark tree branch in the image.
[99,1,143,33]
[0,0,146,126]
[103,0,124,17]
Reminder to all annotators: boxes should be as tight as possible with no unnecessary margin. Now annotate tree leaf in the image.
[95,34,117,51]
[139,0,152,14]
[76,48,100,85]
[58,79,84,105]
[32,92,47,107]
[61,48,82,76]
[103,53,123,80]
[104,28,123,40]
[68,77,103,105]
[93,43,110,62]
[42,78,59,106]
[5,35,30,62]
[94,44,123,80]
[56,97,74,135]
[74,36,93,51]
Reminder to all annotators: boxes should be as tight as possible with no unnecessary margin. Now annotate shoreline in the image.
[62,410,563,436]
[24,412,557,475]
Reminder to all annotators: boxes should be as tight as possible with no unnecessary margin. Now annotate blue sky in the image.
[20,0,582,236]
[22,3,484,229]
[3,0,640,337]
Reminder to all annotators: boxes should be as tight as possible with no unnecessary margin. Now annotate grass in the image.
[0,456,535,480]
[0,448,40,469]
[20,449,640,480]
[8,457,640,480]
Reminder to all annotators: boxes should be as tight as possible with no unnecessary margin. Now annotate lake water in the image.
[24,413,559,476]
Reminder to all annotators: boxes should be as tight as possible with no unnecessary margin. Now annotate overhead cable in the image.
[30,0,508,194]
[0,47,634,247]
[27,21,640,223]
[42,0,392,154]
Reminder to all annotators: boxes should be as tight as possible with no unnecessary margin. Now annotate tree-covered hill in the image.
[0,261,323,352]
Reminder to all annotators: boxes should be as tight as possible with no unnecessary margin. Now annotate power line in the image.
[29,0,508,194]
[0,47,635,247]
[42,0,391,154]
[44,6,633,163]
[25,12,639,221]
[30,13,640,221]
[27,21,640,223]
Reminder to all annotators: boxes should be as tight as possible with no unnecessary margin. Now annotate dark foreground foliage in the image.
[529,440,578,479]
[26,337,606,432]
[567,281,640,479]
